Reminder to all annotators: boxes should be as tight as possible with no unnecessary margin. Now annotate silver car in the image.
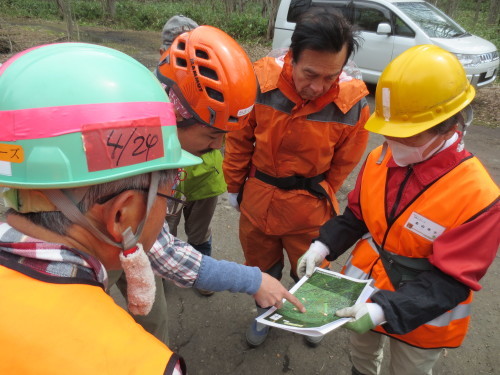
[273,0,499,87]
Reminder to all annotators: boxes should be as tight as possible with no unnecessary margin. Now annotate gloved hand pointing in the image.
[228,192,240,212]
[336,302,386,334]
[296,241,330,278]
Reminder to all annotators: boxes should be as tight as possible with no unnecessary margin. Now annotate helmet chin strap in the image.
[457,105,473,152]
[118,171,160,315]
[44,171,161,315]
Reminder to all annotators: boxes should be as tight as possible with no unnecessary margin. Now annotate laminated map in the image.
[256,268,374,337]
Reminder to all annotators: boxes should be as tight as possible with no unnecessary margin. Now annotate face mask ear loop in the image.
[119,171,160,316]
[377,142,389,165]
[457,105,473,152]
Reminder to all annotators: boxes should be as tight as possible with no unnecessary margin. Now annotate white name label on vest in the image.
[404,212,446,241]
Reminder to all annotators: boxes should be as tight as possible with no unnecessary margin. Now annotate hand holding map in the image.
[256,268,374,337]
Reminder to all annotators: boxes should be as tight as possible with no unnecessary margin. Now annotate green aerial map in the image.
[263,270,366,328]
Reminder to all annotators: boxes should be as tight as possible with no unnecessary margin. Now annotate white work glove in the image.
[296,241,330,278]
[228,192,240,212]
[336,303,386,334]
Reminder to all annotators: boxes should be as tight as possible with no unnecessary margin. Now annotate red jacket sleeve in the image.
[429,200,500,291]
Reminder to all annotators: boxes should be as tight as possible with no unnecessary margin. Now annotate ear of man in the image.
[99,190,147,244]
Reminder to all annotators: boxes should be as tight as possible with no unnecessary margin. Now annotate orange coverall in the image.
[223,51,370,279]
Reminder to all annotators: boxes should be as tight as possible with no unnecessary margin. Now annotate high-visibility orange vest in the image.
[342,145,499,348]
[0,264,184,374]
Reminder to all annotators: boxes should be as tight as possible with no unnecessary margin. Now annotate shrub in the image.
[0,0,497,46]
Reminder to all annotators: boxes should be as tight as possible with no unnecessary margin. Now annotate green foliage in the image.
[74,1,102,23]
[0,0,267,41]
[222,14,268,41]
[1,0,57,19]
[432,0,499,49]
[454,10,499,50]
[0,0,497,45]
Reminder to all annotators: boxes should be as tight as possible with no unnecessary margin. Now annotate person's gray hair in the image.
[8,170,177,235]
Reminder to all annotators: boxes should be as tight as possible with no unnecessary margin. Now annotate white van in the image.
[272,0,499,87]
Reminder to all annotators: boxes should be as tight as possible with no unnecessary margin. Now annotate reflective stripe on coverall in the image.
[224,51,370,275]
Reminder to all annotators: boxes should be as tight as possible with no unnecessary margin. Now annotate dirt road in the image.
[161,127,499,375]
[1,17,499,375]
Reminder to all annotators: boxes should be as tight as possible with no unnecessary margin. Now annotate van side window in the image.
[354,7,389,33]
[394,16,415,37]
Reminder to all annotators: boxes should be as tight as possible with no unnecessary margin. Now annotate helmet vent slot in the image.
[199,66,218,81]
[206,87,224,103]
[176,57,188,68]
[195,50,209,59]
[228,116,238,123]
[177,41,186,50]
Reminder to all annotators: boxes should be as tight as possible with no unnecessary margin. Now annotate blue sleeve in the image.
[193,255,262,295]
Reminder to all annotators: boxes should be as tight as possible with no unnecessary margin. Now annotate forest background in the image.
[0,0,498,127]
[1,0,498,49]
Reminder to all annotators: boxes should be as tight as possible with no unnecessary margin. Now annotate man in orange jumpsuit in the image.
[223,7,370,347]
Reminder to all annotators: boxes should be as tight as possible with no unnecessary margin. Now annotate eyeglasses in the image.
[160,189,187,216]
[96,188,187,216]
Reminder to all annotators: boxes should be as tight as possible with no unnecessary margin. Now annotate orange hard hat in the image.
[156,25,257,132]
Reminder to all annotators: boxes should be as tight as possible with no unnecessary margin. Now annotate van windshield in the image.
[395,2,469,38]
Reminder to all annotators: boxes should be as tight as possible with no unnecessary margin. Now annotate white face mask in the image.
[386,134,444,167]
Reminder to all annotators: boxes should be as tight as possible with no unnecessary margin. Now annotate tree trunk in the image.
[102,0,117,19]
[54,0,74,40]
[487,0,499,25]
[438,0,456,17]
[446,0,459,18]
[263,0,280,40]
[224,0,236,13]
[473,0,483,24]
[54,0,64,18]
[237,0,246,13]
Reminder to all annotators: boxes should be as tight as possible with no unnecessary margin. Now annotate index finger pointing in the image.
[284,291,306,313]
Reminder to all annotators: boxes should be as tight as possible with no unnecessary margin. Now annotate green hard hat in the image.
[0,42,201,189]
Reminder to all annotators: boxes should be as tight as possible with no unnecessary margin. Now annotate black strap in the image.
[254,170,336,215]
[376,244,434,290]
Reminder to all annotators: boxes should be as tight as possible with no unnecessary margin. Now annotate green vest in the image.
[178,149,227,201]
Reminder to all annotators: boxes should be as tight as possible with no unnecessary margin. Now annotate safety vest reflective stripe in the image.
[346,145,498,349]
[343,237,471,329]
[342,236,379,280]
[342,257,368,280]
[427,304,471,327]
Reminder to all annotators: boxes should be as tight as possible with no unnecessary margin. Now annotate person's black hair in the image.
[290,7,359,64]
[429,114,460,135]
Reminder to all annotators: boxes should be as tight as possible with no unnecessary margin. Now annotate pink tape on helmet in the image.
[0,101,176,141]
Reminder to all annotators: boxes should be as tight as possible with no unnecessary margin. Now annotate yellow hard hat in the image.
[365,45,475,137]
